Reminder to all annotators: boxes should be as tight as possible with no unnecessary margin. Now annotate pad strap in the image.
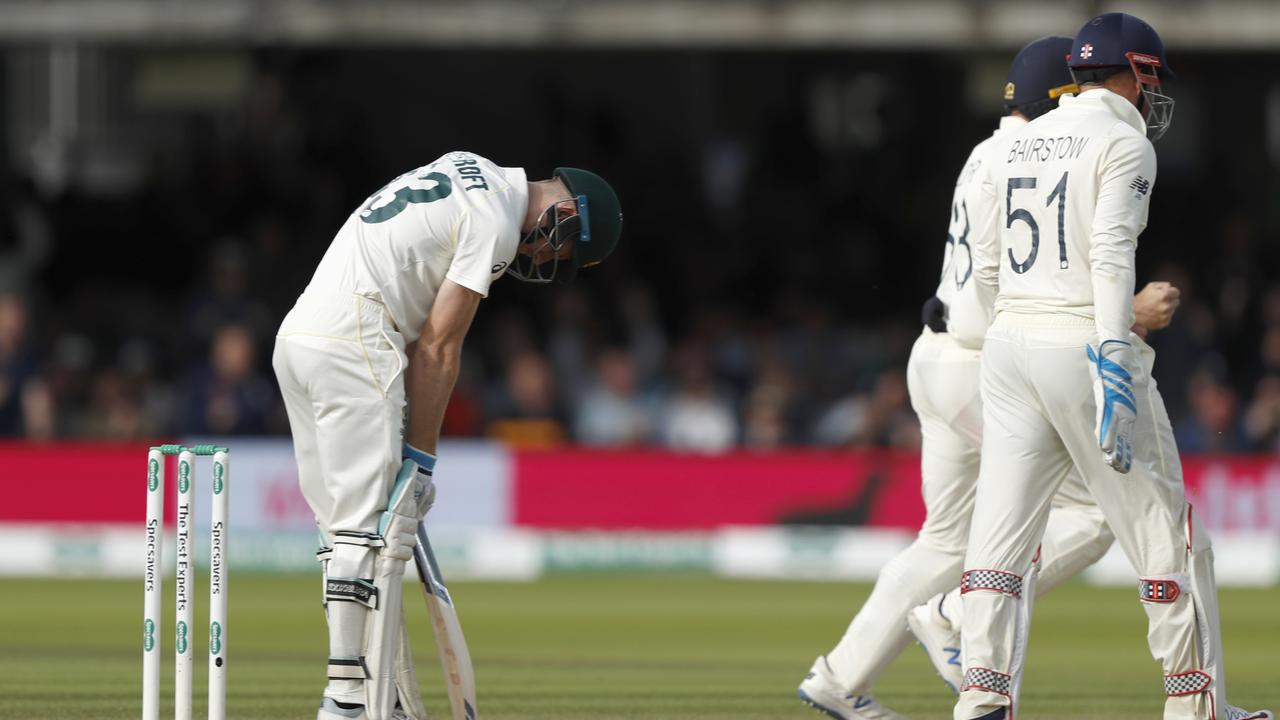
[961,569,1024,598]
[333,531,384,549]
[962,667,1012,696]
[328,656,369,681]
[326,577,378,608]
[1139,578,1183,603]
[1165,670,1213,696]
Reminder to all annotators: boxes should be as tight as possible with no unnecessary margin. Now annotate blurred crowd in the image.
[4,254,1279,453]
[1,52,1279,453]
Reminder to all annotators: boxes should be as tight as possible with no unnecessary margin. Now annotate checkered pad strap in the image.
[962,667,1012,696]
[1139,578,1181,603]
[1164,670,1212,697]
[961,569,1024,598]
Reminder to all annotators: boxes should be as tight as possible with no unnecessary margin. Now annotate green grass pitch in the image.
[0,574,1275,718]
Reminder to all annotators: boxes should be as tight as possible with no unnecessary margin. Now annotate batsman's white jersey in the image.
[956,90,1228,720]
[273,151,528,708]
[305,151,528,343]
[278,149,526,535]
[819,115,1113,697]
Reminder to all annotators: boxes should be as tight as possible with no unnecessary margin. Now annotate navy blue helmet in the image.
[1068,12,1174,140]
[1004,36,1078,120]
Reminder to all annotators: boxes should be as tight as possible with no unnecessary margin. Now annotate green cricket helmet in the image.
[507,167,623,284]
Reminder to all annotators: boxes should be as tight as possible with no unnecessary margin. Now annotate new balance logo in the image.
[945,647,962,666]
[1130,176,1150,195]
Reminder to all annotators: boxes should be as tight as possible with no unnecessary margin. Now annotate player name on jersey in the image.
[451,154,491,192]
[1006,135,1090,164]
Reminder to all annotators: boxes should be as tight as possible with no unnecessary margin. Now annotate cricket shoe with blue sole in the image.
[906,596,962,695]
[1227,706,1273,720]
[798,656,907,720]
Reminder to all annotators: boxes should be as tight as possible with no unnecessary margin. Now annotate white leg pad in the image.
[956,554,1040,720]
[365,462,432,720]
[1148,508,1226,720]
[395,605,430,720]
[323,540,378,705]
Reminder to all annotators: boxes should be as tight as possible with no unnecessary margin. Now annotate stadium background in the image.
[0,2,1277,718]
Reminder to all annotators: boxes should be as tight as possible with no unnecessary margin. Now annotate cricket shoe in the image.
[797,656,907,720]
[317,698,421,720]
[906,596,962,694]
[1226,707,1274,720]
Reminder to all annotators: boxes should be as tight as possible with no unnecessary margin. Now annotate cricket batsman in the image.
[272,151,622,720]
[953,14,1270,720]
[797,36,1185,720]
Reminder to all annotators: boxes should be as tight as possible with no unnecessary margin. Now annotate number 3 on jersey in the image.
[945,199,972,289]
[1006,171,1068,274]
[360,171,453,224]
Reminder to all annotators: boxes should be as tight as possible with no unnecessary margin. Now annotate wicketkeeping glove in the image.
[1087,340,1138,473]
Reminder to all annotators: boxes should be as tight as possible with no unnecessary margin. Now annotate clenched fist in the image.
[1133,281,1181,338]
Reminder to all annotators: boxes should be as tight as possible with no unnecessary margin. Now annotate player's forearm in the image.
[948,278,994,349]
[956,251,999,347]
[404,342,463,454]
[1090,136,1153,342]
[1089,234,1136,341]
[952,175,1000,348]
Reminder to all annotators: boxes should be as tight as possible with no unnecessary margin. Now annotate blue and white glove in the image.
[401,444,438,519]
[1087,340,1138,473]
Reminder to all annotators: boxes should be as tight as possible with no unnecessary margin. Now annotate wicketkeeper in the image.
[955,14,1269,720]
[798,36,1184,720]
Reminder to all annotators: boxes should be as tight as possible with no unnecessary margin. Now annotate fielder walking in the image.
[954,14,1269,720]
[797,36,1183,720]
[273,151,622,720]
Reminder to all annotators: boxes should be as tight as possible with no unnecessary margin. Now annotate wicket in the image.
[143,444,230,720]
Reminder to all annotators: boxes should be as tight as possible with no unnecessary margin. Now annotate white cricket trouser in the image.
[273,293,409,705]
[826,329,1112,692]
[956,314,1224,720]
[273,293,407,537]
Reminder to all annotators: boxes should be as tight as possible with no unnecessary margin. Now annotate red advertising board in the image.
[512,448,925,530]
[511,449,1280,532]
[0,442,166,523]
[1,442,1277,533]
[1183,456,1280,532]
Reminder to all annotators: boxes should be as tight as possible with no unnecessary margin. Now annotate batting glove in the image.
[1087,340,1138,473]
[402,444,438,518]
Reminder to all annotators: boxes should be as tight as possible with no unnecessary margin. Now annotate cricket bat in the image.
[413,521,478,720]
